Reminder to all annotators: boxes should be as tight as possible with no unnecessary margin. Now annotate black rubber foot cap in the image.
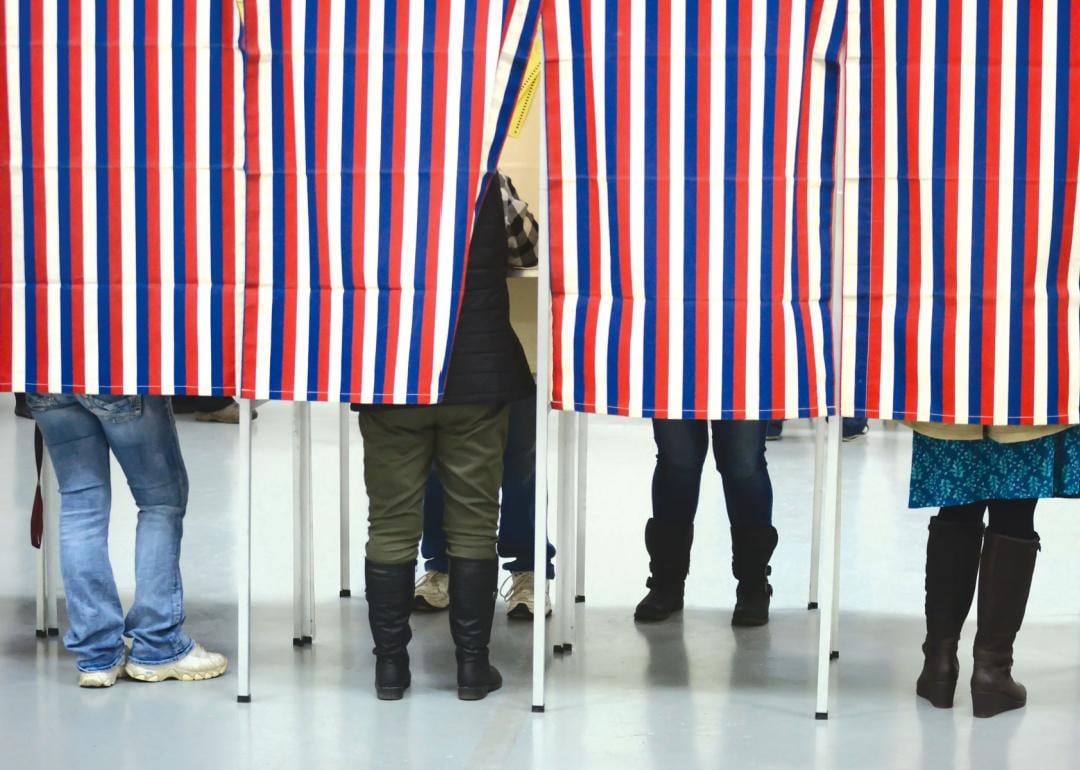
[807,602,819,610]
[815,712,828,720]
[339,589,352,598]
[532,705,545,713]
[575,595,585,603]
[562,644,573,654]
[237,695,251,704]
[830,651,839,660]
[48,628,59,636]
[553,644,564,654]
[292,637,305,647]
[302,635,313,645]
[35,630,47,639]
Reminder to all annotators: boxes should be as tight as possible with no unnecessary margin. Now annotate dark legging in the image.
[937,499,1037,540]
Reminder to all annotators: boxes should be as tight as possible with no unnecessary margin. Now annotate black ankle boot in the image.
[971,531,1039,718]
[916,517,983,708]
[448,557,502,701]
[634,519,694,622]
[365,560,414,700]
[730,526,779,627]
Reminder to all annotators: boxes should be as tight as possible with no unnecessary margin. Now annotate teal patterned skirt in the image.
[909,427,1080,509]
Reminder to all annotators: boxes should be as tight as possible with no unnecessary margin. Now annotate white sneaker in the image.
[413,570,449,611]
[79,654,127,688]
[501,572,552,620]
[125,643,228,683]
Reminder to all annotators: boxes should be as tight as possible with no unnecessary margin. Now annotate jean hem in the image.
[127,637,195,667]
[77,651,127,674]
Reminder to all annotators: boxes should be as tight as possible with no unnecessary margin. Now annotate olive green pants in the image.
[358,404,510,565]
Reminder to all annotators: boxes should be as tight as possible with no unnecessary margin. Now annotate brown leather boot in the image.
[916,517,984,708]
[970,531,1039,718]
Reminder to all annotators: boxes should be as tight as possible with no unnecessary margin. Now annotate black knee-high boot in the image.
[365,560,415,700]
[448,557,502,701]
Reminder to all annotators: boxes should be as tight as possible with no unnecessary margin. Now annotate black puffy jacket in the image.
[440,177,535,405]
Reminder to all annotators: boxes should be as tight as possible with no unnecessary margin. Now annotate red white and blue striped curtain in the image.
[841,0,1080,425]
[0,1,245,397]
[239,0,541,404]
[543,0,846,420]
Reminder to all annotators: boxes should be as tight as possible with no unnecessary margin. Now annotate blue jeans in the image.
[421,396,555,578]
[28,394,194,672]
[651,419,773,528]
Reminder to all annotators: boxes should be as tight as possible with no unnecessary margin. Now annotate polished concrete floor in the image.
[1,393,1079,770]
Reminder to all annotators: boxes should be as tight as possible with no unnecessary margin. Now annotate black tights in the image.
[937,499,1037,540]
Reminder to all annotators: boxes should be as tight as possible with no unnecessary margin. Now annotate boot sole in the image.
[125,662,228,683]
[972,690,1026,719]
[731,613,769,628]
[376,683,409,701]
[458,681,502,701]
[916,678,957,709]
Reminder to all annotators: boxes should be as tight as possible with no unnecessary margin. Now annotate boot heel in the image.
[377,684,407,701]
[457,685,489,701]
[916,677,957,709]
[972,689,1025,719]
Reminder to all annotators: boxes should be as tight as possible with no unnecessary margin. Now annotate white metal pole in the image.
[829,451,842,659]
[35,536,47,638]
[554,412,576,654]
[292,403,304,646]
[301,403,315,642]
[237,399,253,703]
[532,45,551,712]
[814,419,842,719]
[808,417,826,609]
[339,404,352,598]
[574,414,588,603]
[42,452,60,635]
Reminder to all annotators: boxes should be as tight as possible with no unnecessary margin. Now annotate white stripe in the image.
[361,0,385,402]
[119,3,137,394]
[993,3,1017,424]
[255,0,275,399]
[6,1,24,390]
[666,0,686,418]
[1069,154,1080,424]
[42,7,60,392]
[744,3,766,419]
[628,0,646,416]
[555,0,578,410]
[707,3,726,417]
[820,0,845,419]
[782,2,807,419]
[291,2,311,399]
[231,9,246,397]
[195,1,212,395]
[589,0,611,414]
[325,0,346,402]
[878,0,900,419]
[81,0,99,393]
[916,2,938,422]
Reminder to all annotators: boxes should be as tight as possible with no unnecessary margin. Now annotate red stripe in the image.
[241,0,262,398]
[220,4,236,396]
[769,0,792,417]
[544,0,565,408]
[940,0,963,421]
[381,2,411,399]
[903,0,923,419]
[1058,3,1080,420]
[694,0,711,417]
[30,3,49,390]
[417,0,451,403]
[580,0,602,411]
[314,4,331,399]
[654,0,671,418]
[866,0,887,417]
[1021,0,1044,424]
[979,1,1002,423]
[349,2,371,402]
[615,0,632,416]
[145,0,161,394]
[183,0,198,392]
[69,2,86,393]
[280,2,299,400]
[0,0,11,389]
[733,1,752,418]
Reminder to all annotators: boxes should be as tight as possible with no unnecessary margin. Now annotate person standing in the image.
[27,393,227,687]
[910,422,1079,718]
[635,419,777,627]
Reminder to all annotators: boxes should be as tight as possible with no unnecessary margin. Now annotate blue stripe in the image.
[682,0,699,418]
[854,0,874,417]
[268,0,286,397]
[758,0,779,415]
[372,0,397,403]
[642,0,658,415]
[209,1,225,396]
[483,0,542,175]
[134,1,150,393]
[721,0,739,417]
[569,2,591,411]
[339,0,359,401]
[1008,1,1031,424]
[604,0,621,413]
[57,1,74,392]
[172,0,188,393]
[929,0,950,420]
[1044,2,1072,422]
[95,0,111,390]
[404,0,438,404]
[304,3,321,400]
[19,1,37,389]
[966,0,991,421]
[891,0,913,417]
[818,1,846,415]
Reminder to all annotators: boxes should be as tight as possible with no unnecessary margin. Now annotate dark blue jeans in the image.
[651,419,773,528]
[422,396,555,578]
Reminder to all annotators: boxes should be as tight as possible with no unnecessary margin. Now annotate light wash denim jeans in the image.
[28,394,194,672]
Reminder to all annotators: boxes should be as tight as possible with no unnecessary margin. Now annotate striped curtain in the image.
[842,0,1080,426]
[543,0,846,420]
[0,1,245,397]
[239,0,541,403]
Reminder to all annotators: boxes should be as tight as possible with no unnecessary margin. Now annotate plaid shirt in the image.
[497,173,539,269]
